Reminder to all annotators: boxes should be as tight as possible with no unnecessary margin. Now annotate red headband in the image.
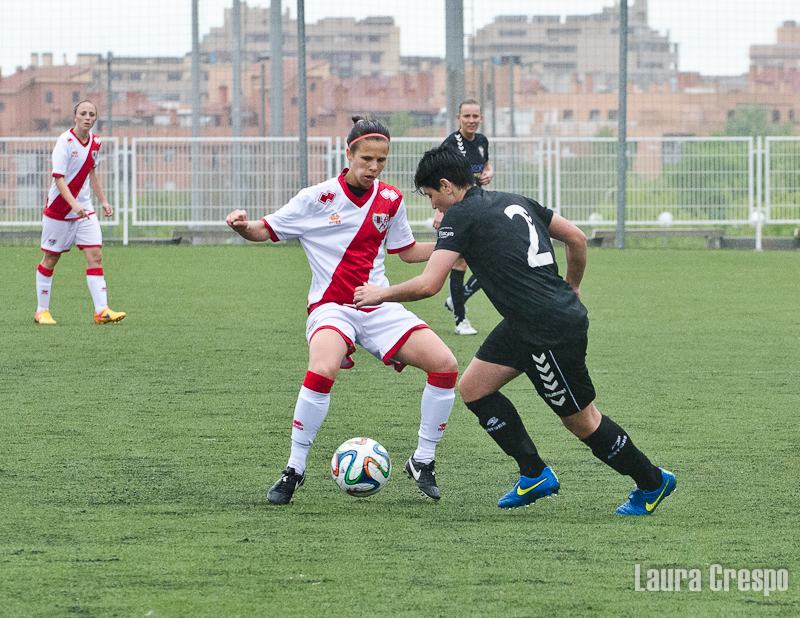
[348,133,390,148]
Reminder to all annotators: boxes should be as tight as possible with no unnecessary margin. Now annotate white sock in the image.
[287,385,331,474]
[86,270,108,313]
[36,266,53,312]
[414,382,455,464]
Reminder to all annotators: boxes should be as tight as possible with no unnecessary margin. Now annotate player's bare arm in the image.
[55,176,86,218]
[89,168,113,216]
[397,241,436,263]
[548,213,587,298]
[226,209,272,242]
[479,162,494,186]
[354,249,459,307]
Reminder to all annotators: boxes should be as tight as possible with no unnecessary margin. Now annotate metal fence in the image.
[2,135,799,242]
[765,137,800,224]
[131,137,332,226]
[0,137,119,226]
[554,137,754,225]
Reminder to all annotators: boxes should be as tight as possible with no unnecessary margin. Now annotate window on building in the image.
[608,110,618,121]
[45,91,53,104]
[772,110,780,123]
[309,117,316,128]
[167,72,182,81]
[563,109,574,121]
[35,118,50,132]
[368,35,380,43]
[0,102,5,112]
[371,53,381,64]
[790,110,796,122]
[728,110,735,118]
[72,91,80,104]
[130,72,142,80]
[589,109,601,121]
[309,82,316,92]
[291,97,298,107]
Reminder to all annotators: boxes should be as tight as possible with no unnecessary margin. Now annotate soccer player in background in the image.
[354,146,676,515]
[435,100,493,335]
[226,117,459,505]
[35,100,126,325]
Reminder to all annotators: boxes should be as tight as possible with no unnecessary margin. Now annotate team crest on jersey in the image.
[379,188,399,201]
[92,151,98,161]
[478,146,485,157]
[372,213,390,233]
[318,190,336,205]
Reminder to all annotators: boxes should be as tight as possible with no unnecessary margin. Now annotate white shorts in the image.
[40,214,102,254]
[306,303,429,371]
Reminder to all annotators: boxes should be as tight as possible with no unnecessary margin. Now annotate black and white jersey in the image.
[441,131,489,181]
[435,186,587,345]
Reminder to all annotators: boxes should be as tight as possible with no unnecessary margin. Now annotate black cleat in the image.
[267,467,305,504]
[405,456,441,500]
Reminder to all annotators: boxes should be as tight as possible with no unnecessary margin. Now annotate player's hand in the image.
[432,210,443,230]
[354,284,383,308]
[571,285,581,300]
[479,169,493,185]
[226,209,249,228]
[101,202,113,217]
[71,204,88,218]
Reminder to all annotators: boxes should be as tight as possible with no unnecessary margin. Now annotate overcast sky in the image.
[1,0,798,78]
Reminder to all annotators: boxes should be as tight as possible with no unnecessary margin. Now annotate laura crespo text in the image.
[634,564,789,595]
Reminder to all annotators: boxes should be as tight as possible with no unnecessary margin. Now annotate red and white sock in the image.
[86,268,108,314]
[36,264,54,313]
[287,371,335,474]
[414,372,458,464]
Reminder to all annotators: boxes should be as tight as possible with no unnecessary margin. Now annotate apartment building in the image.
[469,0,678,94]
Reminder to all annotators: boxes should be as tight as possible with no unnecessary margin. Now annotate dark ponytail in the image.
[346,115,390,153]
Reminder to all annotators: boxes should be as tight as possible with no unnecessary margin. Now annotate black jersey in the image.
[435,186,587,345]
[441,131,489,181]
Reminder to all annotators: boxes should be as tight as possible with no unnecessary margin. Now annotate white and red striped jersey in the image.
[44,129,102,221]
[264,170,416,312]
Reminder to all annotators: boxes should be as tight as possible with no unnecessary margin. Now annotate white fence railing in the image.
[765,137,800,224]
[2,135,798,243]
[0,137,119,227]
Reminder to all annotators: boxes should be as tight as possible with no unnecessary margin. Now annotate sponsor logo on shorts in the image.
[292,420,304,430]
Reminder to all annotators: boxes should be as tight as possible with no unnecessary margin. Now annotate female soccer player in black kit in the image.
[436,100,493,335]
[355,146,676,515]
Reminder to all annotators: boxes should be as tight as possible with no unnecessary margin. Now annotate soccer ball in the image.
[331,437,391,497]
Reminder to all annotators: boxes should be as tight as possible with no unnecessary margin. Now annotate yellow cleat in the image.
[34,309,57,325]
[94,307,126,324]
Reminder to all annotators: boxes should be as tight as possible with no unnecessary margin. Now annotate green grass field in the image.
[1,243,798,617]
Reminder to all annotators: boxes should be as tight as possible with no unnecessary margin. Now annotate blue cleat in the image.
[498,467,560,509]
[615,468,676,515]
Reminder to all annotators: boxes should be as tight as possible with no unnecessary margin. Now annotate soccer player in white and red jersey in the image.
[34,100,126,325]
[226,116,459,504]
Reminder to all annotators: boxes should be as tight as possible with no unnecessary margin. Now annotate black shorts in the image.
[474,318,596,417]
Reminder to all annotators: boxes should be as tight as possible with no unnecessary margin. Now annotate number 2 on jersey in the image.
[504,205,555,269]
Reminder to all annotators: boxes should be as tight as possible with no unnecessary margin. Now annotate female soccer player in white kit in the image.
[226,117,459,504]
[34,100,126,325]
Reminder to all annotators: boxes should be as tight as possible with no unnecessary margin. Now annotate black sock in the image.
[448,269,466,323]
[464,274,482,300]
[581,415,662,491]
[465,392,546,478]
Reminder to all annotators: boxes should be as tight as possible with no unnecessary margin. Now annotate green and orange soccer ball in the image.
[331,437,391,497]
